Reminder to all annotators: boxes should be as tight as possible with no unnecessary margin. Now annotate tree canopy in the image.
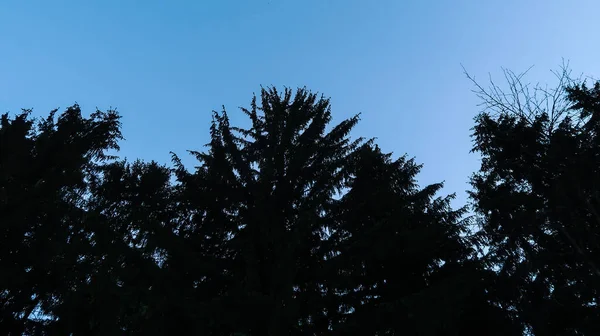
[2,78,600,335]
[468,68,600,335]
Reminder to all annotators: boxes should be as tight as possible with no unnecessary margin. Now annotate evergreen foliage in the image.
[468,67,600,335]
[2,80,599,335]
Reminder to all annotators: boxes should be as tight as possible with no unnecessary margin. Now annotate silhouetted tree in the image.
[170,87,366,335]
[322,144,519,335]
[52,160,179,335]
[468,66,600,335]
[2,87,518,335]
[171,87,514,335]
[0,106,122,335]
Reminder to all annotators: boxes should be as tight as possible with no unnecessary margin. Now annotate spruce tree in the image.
[468,67,600,335]
[0,106,122,335]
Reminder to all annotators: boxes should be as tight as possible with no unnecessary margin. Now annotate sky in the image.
[1,0,600,208]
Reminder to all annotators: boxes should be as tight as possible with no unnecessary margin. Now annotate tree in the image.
[2,87,514,335]
[172,87,514,335]
[1,106,195,335]
[0,106,122,335]
[323,144,519,335]
[51,159,180,335]
[467,66,600,335]
[170,87,365,335]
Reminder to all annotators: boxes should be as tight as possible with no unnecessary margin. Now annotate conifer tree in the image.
[171,87,364,335]
[0,106,122,335]
[468,67,600,335]
[1,87,523,335]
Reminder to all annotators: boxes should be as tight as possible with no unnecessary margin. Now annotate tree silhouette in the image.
[170,87,365,334]
[0,106,122,335]
[468,66,600,335]
[1,87,532,335]
[323,144,519,335]
[167,87,513,335]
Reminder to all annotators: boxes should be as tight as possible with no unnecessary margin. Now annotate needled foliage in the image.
[2,87,521,335]
[325,144,519,335]
[171,87,365,335]
[170,88,499,335]
[0,106,122,335]
[469,70,600,335]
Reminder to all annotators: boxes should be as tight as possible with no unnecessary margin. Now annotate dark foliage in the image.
[469,68,600,335]
[4,79,598,335]
[0,106,122,334]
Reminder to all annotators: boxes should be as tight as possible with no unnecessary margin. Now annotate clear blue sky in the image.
[2,0,599,207]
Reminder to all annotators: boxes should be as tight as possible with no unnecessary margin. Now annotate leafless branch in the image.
[462,61,579,138]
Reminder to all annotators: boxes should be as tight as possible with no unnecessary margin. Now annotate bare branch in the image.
[464,62,580,140]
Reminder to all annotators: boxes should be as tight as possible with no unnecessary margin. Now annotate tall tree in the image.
[0,106,122,335]
[172,87,365,335]
[2,86,518,335]
[468,66,600,335]
[173,87,515,335]
[50,159,179,335]
[1,107,192,335]
[323,144,519,335]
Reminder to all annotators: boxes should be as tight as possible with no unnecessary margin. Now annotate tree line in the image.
[1,67,599,335]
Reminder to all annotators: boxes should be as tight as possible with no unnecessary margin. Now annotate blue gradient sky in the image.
[2,0,599,207]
